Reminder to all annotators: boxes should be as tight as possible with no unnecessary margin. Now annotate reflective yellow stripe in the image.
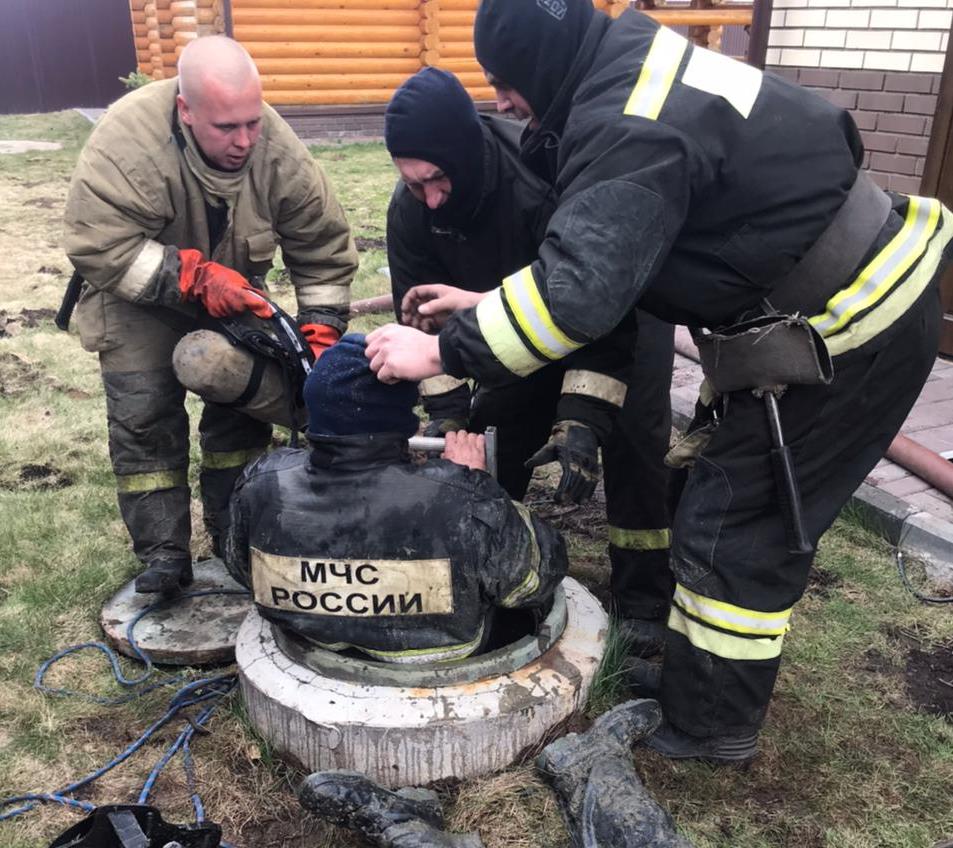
[201,446,265,470]
[561,370,628,407]
[502,267,584,361]
[116,469,188,494]
[668,605,784,661]
[502,501,542,607]
[623,26,688,120]
[608,526,671,551]
[820,202,953,356]
[673,583,791,637]
[811,197,941,337]
[315,620,486,664]
[475,288,544,377]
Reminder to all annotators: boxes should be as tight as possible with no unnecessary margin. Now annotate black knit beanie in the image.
[305,334,419,439]
[385,68,485,226]
[474,0,594,122]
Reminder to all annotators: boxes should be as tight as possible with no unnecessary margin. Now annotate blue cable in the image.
[2,585,250,846]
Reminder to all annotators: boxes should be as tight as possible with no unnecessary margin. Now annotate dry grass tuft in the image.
[448,766,568,848]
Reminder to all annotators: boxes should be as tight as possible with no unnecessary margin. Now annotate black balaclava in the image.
[385,68,485,227]
[474,0,594,123]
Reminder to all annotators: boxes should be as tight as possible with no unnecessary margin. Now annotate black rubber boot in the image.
[616,617,667,658]
[537,700,695,848]
[382,820,485,848]
[621,656,662,699]
[641,721,758,765]
[134,557,193,595]
[536,699,662,811]
[575,757,695,847]
[298,771,452,848]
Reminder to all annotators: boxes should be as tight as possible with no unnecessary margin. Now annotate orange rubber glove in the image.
[178,249,274,319]
[300,323,341,361]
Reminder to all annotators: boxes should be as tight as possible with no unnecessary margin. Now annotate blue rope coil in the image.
[1,585,249,848]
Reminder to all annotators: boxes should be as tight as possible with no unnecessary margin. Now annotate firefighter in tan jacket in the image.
[63,36,358,594]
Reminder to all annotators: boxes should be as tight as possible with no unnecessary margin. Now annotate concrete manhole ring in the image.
[236,576,608,787]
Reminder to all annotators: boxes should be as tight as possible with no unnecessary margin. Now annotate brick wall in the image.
[767,0,952,74]
[769,66,940,193]
[277,106,386,143]
[765,0,949,191]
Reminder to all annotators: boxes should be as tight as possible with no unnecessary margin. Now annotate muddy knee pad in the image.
[173,329,301,428]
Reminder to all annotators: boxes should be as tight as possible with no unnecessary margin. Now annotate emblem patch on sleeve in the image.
[250,548,454,617]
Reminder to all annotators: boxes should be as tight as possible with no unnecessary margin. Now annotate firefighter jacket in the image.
[387,114,637,444]
[225,434,568,663]
[442,8,953,386]
[64,79,358,333]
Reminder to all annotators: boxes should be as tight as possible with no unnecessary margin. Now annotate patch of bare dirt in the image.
[0,350,44,395]
[355,236,386,251]
[905,640,953,719]
[0,307,58,337]
[806,564,842,598]
[15,463,73,490]
[23,197,58,209]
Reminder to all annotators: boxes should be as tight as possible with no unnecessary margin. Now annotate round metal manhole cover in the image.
[100,558,251,666]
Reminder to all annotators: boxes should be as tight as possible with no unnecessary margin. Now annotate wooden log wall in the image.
[132,0,224,79]
[128,0,752,105]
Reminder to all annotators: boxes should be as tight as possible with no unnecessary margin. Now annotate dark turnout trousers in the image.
[89,292,272,566]
[661,289,941,738]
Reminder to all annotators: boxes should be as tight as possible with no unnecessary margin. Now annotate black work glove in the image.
[526,420,600,505]
[422,383,471,437]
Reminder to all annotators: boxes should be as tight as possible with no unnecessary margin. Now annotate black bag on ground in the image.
[48,804,221,848]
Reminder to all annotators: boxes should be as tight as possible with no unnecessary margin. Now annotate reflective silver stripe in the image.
[811,197,939,337]
[561,369,627,407]
[294,282,351,309]
[502,266,583,361]
[114,239,165,301]
[475,288,543,377]
[608,526,671,551]
[623,26,688,120]
[668,605,784,661]
[681,44,762,119]
[673,583,791,637]
[419,375,468,397]
[820,201,953,356]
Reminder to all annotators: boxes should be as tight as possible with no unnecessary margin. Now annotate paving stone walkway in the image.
[670,327,953,528]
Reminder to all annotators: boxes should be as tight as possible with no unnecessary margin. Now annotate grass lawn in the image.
[0,110,951,848]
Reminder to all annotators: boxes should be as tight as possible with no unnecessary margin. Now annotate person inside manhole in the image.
[224,332,568,665]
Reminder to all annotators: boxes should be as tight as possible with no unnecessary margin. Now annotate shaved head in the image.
[175,36,263,170]
[177,35,260,109]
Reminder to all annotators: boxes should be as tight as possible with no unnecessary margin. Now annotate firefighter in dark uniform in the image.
[365,0,953,762]
[225,334,568,665]
[384,68,677,649]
